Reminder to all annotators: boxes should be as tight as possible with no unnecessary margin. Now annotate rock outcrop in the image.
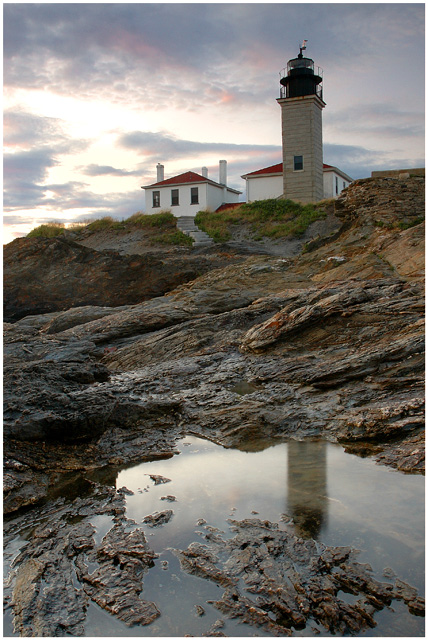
[3,176,425,637]
[4,177,425,514]
[3,236,243,322]
[174,517,424,636]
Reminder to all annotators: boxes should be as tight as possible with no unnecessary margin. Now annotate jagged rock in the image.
[146,474,171,485]
[174,518,424,636]
[143,510,174,527]
[4,488,160,636]
[3,176,425,514]
[3,236,243,322]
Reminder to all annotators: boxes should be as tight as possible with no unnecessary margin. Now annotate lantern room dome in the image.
[279,50,323,100]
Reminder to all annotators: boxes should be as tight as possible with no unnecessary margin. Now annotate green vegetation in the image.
[374,215,425,231]
[125,211,176,228]
[397,216,425,230]
[25,210,192,245]
[27,223,66,238]
[195,199,327,243]
[149,230,193,246]
[86,216,125,231]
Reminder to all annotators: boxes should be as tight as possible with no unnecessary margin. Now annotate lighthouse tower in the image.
[277,42,325,203]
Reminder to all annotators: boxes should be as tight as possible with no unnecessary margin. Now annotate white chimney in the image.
[156,163,164,182]
[201,166,208,178]
[219,160,227,186]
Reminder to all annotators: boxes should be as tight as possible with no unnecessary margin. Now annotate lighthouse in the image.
[277,42,325,203]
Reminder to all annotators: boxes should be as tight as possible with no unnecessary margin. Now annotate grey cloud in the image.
[81,164,142,177]
[4,4,423,112]
[323,142,425,180]
[4,149,58,208]
[4,109,90,153]
[118,130,279,160]
[325,104,424,140]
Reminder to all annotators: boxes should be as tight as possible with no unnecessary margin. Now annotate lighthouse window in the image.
[294,155,303,171]
[190,187,199,205]
[152,191,160,208]
[171,189,179,206]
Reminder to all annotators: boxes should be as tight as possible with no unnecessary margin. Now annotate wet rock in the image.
[147,474,171,485]
[143,510,174,527]
[195,604,205,616]
[3,487,162,635]
[81,523,160,626]
[161,495,177,502]
[117,486,134,496]
[3,177,425,515]
[175,518,424,636]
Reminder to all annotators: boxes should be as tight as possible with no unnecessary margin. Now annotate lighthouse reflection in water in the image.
[287,440,327,539]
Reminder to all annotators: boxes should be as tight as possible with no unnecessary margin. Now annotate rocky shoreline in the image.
[3,176,425,635]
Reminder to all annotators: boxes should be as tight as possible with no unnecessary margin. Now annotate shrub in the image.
[397,216,424,230]
[27,223,66,238]
[86,216,125,231]
[195,199,327,242]
[126,211,175,228]
[149,230,194,246]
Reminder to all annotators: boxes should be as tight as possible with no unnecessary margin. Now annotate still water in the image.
[4,437,425,637]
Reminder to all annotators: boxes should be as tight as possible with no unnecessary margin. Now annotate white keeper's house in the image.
[142,160,241,217]
[241,162,353,203]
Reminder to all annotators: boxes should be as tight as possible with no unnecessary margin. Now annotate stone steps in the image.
[176,217,214,246]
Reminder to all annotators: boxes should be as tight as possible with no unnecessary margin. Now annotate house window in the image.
[171,189,179,206]
[343,181,346,190]
[335,176,339,195]
[152,191,160,208]
[294,155,303,171]
[190,187,199,205]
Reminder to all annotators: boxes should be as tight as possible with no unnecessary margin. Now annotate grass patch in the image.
[397,216,425,230]
[195,199,327,242]
[125,210,176,229]
[86,216,125,231]
[27,223,66,238]
[26,210,192,246]
[149,230,194,246]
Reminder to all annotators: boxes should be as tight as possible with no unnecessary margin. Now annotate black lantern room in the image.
[279,45,323,100]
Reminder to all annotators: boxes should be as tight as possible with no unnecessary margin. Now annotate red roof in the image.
[242,163,283,178]
[145,171,212,188]
[242,162,337,178]
[215,202,242,213]
[144,170,241,194]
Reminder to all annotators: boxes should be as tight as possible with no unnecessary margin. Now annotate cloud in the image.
[81,164,142,177]
[4,109,89,153]
[325,104,424,140]
[4,4,423,113]
[118,129,280,160]
[3,3,425,233]
[4,109,92,210]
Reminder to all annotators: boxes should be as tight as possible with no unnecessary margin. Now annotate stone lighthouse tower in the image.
[277,42,325,203]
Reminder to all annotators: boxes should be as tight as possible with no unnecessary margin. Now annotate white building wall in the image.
[323,171,352,199]
[246,175,283,202]
[145,183,209,217]
[206,183,240,211]
[145,182,239,216]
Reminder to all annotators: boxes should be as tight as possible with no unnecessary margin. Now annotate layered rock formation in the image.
[4,176,425,514]
[3,176,425,636]
[3,236,244,322]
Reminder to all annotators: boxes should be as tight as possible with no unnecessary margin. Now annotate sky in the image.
[3,2,425,243]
